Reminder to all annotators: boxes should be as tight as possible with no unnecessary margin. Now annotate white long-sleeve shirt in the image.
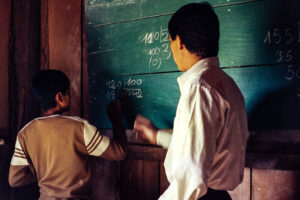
[157,57,248,200]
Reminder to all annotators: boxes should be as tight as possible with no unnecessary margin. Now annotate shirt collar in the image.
[177,57,220,92]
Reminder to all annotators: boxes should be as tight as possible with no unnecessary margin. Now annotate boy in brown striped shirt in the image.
[9,70,127,199]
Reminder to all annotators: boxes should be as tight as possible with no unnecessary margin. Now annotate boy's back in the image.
[9,69,127,199]
[10,114,126,199]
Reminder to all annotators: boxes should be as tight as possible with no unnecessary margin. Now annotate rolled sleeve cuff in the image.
[157,130,172,149]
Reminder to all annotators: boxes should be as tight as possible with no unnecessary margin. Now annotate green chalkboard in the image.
[88,65,300,129]
[86,0,300,130]
[85,0,255,26]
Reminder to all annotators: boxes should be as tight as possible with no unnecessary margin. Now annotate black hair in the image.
[32,69,70,111]
[168,2,220,58]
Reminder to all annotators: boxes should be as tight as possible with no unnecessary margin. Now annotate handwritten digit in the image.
[162,43,172,60]
[131,79,136,85]
[152,58,159,66]
[285,65,295,80]
[137,79,143,85]
[154,32,159,40]
[276,50,283,62]
[286,49,293,62]
[285,28,293,44]
[160,26,169,43]
[148,48,154,56]
[141,32,153,44]
[264,30,271,44]
[273,29,281,44]
[156,47,161,55]
[137,89,143,98]
[148,56,153,72]
[156,58,162,69]
[117,81,122,88]
[162,43,169,52]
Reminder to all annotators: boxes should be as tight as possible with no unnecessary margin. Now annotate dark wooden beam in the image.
[127,144,167,161]
[9,0,41,141]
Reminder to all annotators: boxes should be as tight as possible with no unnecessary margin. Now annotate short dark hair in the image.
[32,69,70,111]
[168,2,219,58]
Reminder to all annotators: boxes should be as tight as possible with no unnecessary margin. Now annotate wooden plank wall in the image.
[41,0,84,116]
[124,141,300,200]
[0,0,299,200]
[0,0,10,141]
[0,1,11,199]
[0,0,41,199]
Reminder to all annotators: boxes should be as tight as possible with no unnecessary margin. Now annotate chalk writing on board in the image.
[88,0,136,8]
[285,65,300,81]
[140,26,172,71]
[105,78,143,100]
[141,27,169,44]
[264,28,294,63]
[264,28,293,45]
[264,27,300,97]
[284,64,300,97]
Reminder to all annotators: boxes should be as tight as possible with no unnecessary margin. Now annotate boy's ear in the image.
[55,92,63,103]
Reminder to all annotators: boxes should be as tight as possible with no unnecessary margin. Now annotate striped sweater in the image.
[9,115,126,199]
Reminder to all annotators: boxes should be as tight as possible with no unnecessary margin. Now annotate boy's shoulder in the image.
[18,115,89,135]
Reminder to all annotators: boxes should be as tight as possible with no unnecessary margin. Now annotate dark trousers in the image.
[198,188,232,200]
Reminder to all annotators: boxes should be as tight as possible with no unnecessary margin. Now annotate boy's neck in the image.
[42,107,63,117]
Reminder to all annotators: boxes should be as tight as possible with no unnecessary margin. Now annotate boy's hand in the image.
[134,115,158,145]
[106,100,122,124]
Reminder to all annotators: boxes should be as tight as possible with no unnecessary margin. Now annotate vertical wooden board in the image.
[8,0,41,199]
[121,160,144,200]
[252,168,300,200]
[41,0,49,70]
[228,168,251,200]
[90,158,121,200]
[48,0,82,116]
[11,0,41,132]
[159,161,169,195]
[141,161,160,200]
[82,0,90,119]
[0,149,11,200]
[0,0,10,138]
[121,160,160,200]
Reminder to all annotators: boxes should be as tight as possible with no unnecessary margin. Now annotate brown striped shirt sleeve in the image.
[9,136,36,187]
[83,120,127,160]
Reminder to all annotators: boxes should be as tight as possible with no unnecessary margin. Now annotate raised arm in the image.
[134,115,172,149]
[83,101,127,161]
